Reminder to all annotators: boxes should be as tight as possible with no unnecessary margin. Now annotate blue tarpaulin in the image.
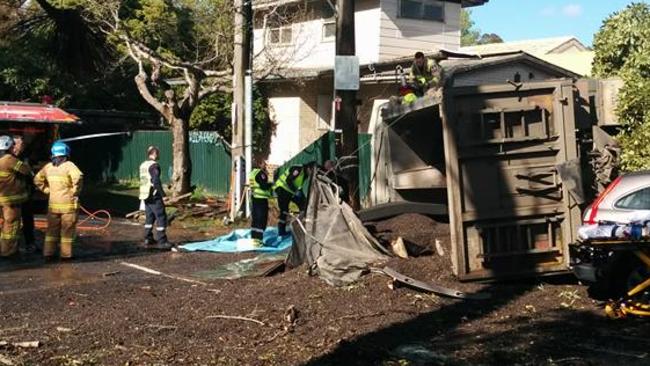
[180,227,292,253]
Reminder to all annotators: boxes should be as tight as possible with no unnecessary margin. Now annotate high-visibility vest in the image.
[139,160,156,200]
[249,168,272,199]
[274,167,305,195]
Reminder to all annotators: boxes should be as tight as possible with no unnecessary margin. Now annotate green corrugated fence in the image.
[276,132,372,200]
[69,130,231,196]
[69,129,371,199]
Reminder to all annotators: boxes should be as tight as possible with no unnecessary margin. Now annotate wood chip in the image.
[0,354,14,366]
[56,327,72,333]
[13,341,39,348]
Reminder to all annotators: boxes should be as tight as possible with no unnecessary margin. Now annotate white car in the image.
[583,171,650,224]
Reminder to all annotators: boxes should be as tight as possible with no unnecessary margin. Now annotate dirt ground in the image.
[0,214,649,366]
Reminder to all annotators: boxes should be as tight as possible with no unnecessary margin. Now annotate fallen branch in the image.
[125,210,141,219]
[120,262,208,286]
[205,315,265,326]
[164,192,192,204]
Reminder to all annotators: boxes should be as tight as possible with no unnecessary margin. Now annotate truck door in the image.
[442,81,582,280]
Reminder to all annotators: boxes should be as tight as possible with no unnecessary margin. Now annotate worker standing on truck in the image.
[11,135,36,254]
[33,141,83,261]
[0,135,32,259]
[249,159,273,246]
[409,51,441,96]
[139,146,171,250]
[274,162,315,236]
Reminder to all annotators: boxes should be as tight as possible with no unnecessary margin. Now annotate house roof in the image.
[254,0,487,9]
[537,51,594,76]
[461,36,588,56]
[261,50,581,83]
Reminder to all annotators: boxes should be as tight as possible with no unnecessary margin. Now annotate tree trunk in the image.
[171,116,192,196]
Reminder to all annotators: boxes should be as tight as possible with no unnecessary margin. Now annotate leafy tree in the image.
[190,87,276,160]
[0,0,147,110]
[592,3,650,171]
[460,9,480,46]
[461,9,502,47]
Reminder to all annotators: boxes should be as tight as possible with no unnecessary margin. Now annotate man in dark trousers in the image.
[248,159,273,247]
[139,146,171,250]
[273,162,314,236]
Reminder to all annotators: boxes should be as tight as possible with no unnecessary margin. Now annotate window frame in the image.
[398,0,445,23]
[322,20,336,41]
[267,24,294,45]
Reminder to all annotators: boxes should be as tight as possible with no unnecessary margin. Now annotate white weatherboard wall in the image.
[253,0,381,69]
[379,0,461,60]
[268,97,301,166]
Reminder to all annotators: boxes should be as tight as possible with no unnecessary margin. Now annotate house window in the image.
[323,21,335,40]
[268,25,293,45]
[399,0,444,22]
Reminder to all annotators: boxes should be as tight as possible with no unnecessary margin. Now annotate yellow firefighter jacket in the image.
[0,153,31,205]
[34,161,83,214]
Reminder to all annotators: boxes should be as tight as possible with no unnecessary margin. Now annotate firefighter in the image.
[12,135,36,253]
[0,135,32,259]
[409,51,441,96]
[249,159,273,247]
[33,141,83,260]
[139,146,171,250]
[274,162,314,236]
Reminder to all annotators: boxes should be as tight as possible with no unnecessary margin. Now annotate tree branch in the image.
[125,42,166,115]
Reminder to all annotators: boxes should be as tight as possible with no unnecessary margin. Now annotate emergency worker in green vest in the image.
[273,162,315,236]
[409,51,441,96]
[139,146,171,250]
[249,159,273,246]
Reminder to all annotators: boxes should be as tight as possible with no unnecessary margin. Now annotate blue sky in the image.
[470,0,648,46]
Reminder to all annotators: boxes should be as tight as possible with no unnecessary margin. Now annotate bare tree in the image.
[81,0,309,196]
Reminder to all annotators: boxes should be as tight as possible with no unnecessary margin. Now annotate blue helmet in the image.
[51,141,71,157]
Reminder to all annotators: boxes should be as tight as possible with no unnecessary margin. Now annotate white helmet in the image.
[0,135,14,151]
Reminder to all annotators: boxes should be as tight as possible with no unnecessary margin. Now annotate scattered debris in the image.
[0,354,14,366]
[574,344,647,359]
[120,262,208,286]
[390,343,449,364]
[102,271,121,277]
[147,324,178,332]
[377,267,490,300]
[56,327,72,333]
[284,305,299,325]
[205,315,265,326]
[391,237,409,258]
[435,239,445,257]
[0,341,39,348]
[126,193,227,223]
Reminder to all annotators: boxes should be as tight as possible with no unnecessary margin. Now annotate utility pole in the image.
[231,0,253,220]
[335,0,360,210]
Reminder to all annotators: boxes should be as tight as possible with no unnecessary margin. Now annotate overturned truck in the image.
[370,77,622,281]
